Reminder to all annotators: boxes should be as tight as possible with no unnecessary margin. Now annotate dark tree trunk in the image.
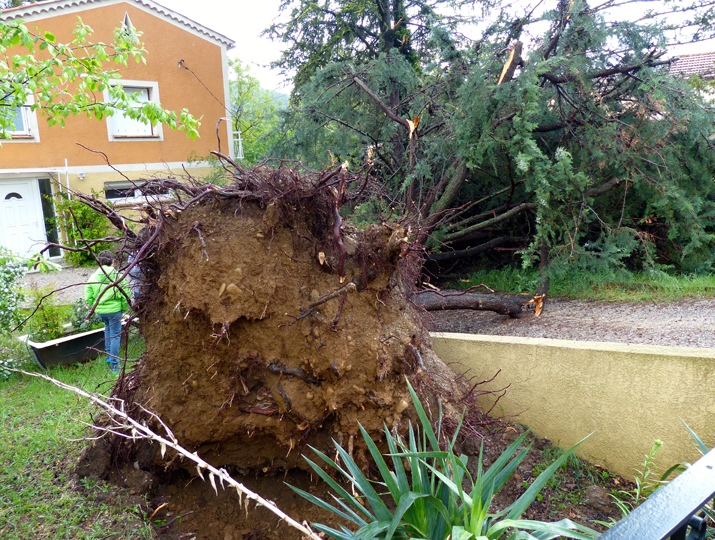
[413,290,532,318]
[537,245,551,296]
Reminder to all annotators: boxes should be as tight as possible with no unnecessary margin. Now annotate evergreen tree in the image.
[269,0,715,275]
[266,0,435,89]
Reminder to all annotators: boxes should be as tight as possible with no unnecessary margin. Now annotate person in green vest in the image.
[84,250,130,373]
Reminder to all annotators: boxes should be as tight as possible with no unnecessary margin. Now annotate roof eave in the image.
[0,0,235,50]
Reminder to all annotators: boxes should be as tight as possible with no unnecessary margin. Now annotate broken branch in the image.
[6,368,323,540]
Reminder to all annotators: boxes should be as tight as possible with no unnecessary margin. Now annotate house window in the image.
[11,107,30,135]
[104,182,140,200]
[106,81,162,140]
[104,181,172,207]
[4,102,38,140]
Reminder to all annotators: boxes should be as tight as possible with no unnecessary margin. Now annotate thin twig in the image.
[305,282,356,312]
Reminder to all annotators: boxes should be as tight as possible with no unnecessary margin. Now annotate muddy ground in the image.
[133,423,625,540]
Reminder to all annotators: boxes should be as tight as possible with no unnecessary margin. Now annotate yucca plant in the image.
[288,380,598,540]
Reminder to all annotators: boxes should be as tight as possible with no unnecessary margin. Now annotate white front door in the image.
[0,179,47,257]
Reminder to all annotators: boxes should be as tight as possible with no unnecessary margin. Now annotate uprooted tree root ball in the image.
[125,204,420,471]
[97,166,477,478]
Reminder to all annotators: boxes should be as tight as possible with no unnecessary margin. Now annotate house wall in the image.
[1,0,230,173]
[0,1,231,257]
[57,165,214,208]
[431,332,715,478]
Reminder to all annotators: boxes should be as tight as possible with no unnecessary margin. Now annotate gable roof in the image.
[669,51,715,79]
[1,0,234,49]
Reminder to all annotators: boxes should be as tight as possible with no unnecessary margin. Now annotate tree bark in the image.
[414,290,531,318]
[441,202,537,244]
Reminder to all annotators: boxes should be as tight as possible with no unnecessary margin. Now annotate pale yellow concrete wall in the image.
[431,333,715,478]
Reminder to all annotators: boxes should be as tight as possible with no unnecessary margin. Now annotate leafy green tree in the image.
[0,17,199,139]
[229,58,285,164]
[49,192,113,267]
[269,0,715,277]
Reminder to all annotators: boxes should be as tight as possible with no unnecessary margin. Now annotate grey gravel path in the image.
[425,297,715,349]
[19,265,90,307]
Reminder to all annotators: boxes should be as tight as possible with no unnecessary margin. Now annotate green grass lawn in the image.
[0,330,150,539]
[457,267,715,302]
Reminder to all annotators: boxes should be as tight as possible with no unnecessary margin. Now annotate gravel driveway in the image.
[18,268,715,348]
[19,266,90,307]
[424,296,715,348]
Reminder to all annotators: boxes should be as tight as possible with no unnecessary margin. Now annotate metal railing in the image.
[600,448,715,539]
[233,130,244,160]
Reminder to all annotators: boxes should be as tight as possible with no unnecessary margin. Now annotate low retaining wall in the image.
[431,333,715,478]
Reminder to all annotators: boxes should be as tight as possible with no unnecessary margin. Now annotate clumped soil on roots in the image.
[114,170,462,476]
[86,167,486,539]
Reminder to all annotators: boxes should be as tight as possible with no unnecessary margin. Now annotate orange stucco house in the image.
[0,0,235,257]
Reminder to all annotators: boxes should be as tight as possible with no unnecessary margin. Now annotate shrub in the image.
[0,248,27,335]
[50,193,114,267]
[290,381,597,540]
[0,332,34,381]
[22,287,71,342]
[70,298,104,333]
[22,289,104,343]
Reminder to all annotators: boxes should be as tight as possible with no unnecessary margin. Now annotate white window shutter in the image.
[112,87,154,137]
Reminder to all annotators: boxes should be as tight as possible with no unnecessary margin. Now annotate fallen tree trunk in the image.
[414,290,532,318]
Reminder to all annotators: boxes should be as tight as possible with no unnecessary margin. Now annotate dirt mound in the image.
[114,169,455,473]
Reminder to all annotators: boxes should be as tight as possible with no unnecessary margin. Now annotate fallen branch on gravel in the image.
[5,367,322,540]
[414,289,533,318]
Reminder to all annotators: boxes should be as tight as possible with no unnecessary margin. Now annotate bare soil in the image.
[141,440,626,540]
[94,184,490,539]
[123,199,433,474]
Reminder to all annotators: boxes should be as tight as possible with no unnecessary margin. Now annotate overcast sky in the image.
[162,0,290,92]
[160,0,714,93]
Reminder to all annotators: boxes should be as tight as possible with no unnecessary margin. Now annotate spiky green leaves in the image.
[289,380,599,540]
